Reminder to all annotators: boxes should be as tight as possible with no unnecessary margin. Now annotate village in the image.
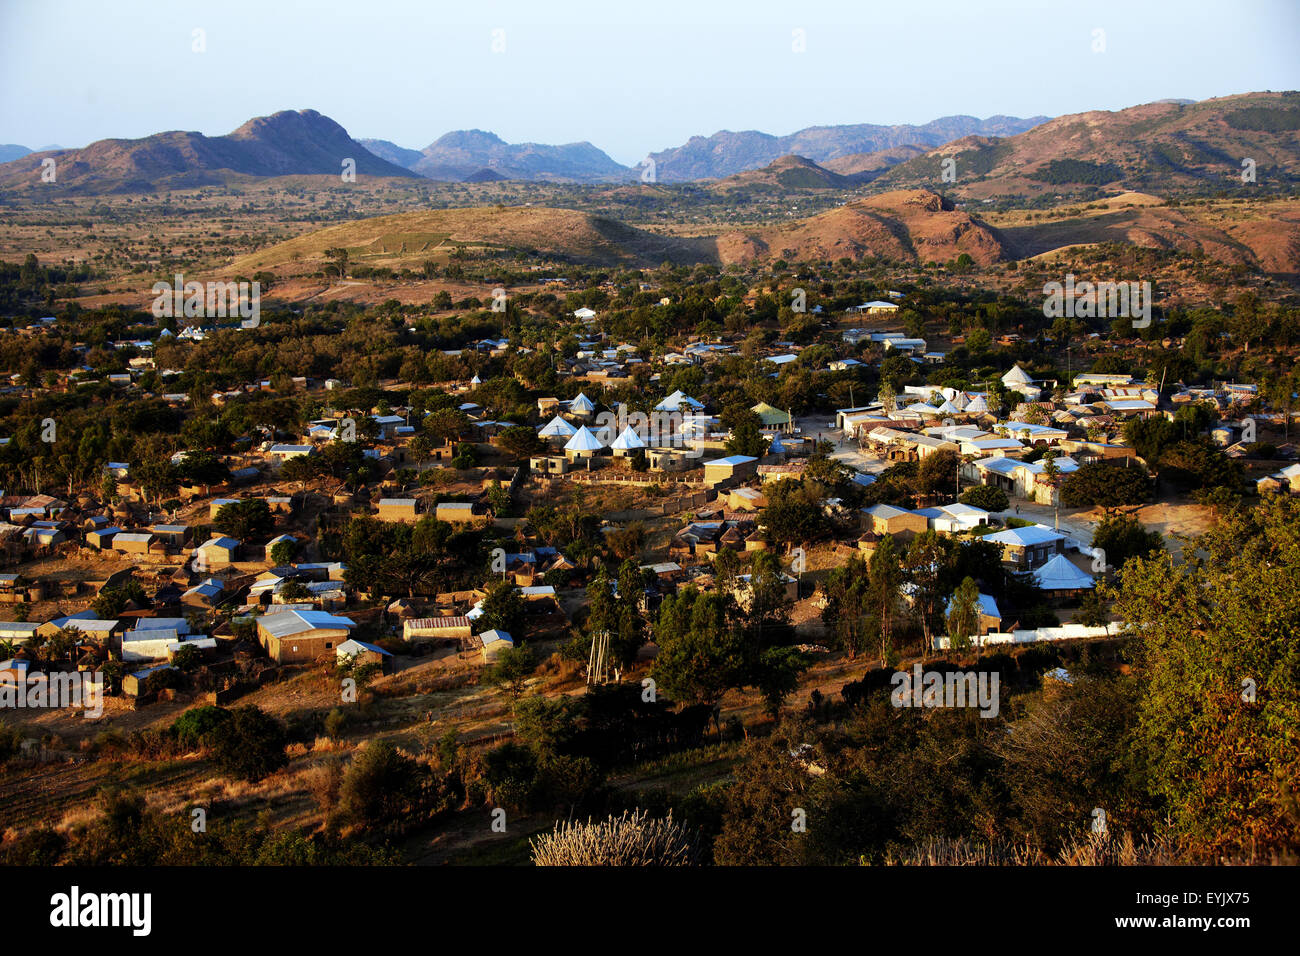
[0,285,1292,738]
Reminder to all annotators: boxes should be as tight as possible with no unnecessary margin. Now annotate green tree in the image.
[1059,462,1152,509]
[214,498,273,542]
[209,706,288,782]
[959,484,1009,512]
[485,645,537,700]
[477,581,524,635]
[945,576,981,651]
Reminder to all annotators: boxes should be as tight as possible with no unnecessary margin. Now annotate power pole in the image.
[587,629,610,687]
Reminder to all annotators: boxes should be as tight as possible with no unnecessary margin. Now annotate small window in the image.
[326,642,332,648]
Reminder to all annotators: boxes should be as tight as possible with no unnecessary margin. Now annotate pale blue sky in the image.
[2,0,1297,165]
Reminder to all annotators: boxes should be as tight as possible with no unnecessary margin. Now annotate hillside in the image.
[823,145,930,181]
[228,205,711,273]
[708,155,858,191]
[992,195,1300,275]
[0,110,420,193]
[712,189,1009,266]
[646,114,1049,181]
[229,188,1011,275]
[876,91,1300,199]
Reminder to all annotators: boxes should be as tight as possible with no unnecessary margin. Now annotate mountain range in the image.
[0,111,1049,192]
[2,94,1297,196]
[643,115,1049,181]
[876,91,1300,197]
[0,111,417,193]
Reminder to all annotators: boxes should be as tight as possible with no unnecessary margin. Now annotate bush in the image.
[172,705,232,751]
[323,708,347,740]
[531,810,697,866]
[1060,462,1152,509]
[208,706,288,782]
[337,740,430,827]
[959,485,1009,512]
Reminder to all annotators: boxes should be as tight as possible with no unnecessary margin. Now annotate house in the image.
[914,502,991,533]
[862,503,928,539]
[86,527,121,550]
[984,525,1067,570]
[727,486,767,512]
[538,415,578,441]
[564,425,604,460]
[182,578,225,608]
[122,629,214,664]
[267,444,316,465]
[0,620,39,644]
[435,502,478,524]
[123,663,178,697]
[377,498,419,523]
[403,616,472,644]
[750,403,793,433]
[703,455,758,486]
[1033,553,1097,597]
[1257,463,1300,495]
[256,610,356,664]
[112,532,157,556]
[479,628,515,662]
[150,524,190,548]
[850,301,899,315]
[337,638,394,674]
[196,536,240,569]
[994,421,1070,445]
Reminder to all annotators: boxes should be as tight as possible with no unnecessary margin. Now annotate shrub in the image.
[172,705,232,751]
[208,706,288,782]
[531,810,697,866]
[959,485,1009,512]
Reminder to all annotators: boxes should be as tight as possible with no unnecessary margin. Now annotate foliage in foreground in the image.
[531,810,697,866]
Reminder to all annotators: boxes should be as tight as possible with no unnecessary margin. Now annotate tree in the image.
[946,576,981,652]
[1159,440,1244,494]
[914,449,958,500]
[477,581,524,635]
[959,485,1009,513]
[1122,416,1176,466]
[337,739,431,827]
[904,531,954,650]
[485,645,537,700]
[497,424,543,460]
[93,581,147,618]
[724,409,768,459]
[821,555,872,658]
[755,646,808,718]
[760,480,828,548]
[652,588,746,704]
[269,538,299,566]
[867,535,904,663]
[740,550,795,641]
[1108,495,1300,858]
[1059,462,1152,509]
[1092,516,1162,572]
[214,498,273,542]
[208,706,288,782]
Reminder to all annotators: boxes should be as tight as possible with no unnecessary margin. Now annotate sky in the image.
[1,0,1298,166]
